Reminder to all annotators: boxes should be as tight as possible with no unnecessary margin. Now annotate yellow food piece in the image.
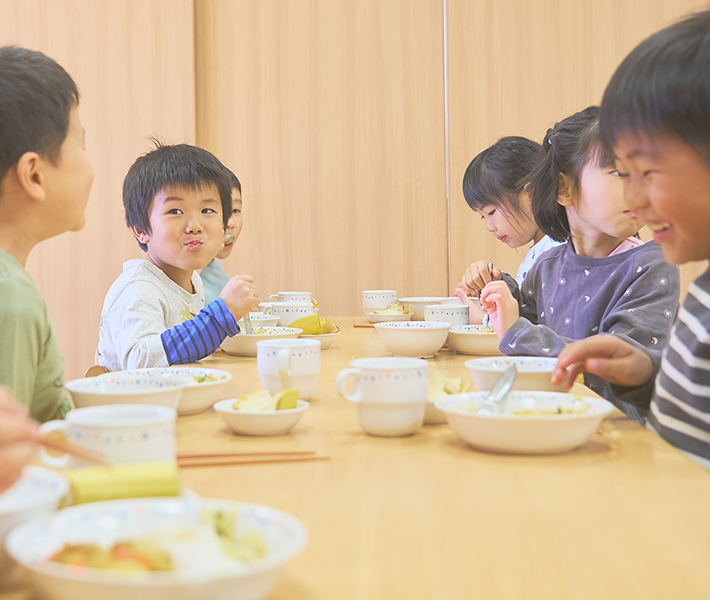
[373,302,413,315]
[289,315,340,335]
[427,364,472,403]
[233,388,301,411]
[274,388,299,410]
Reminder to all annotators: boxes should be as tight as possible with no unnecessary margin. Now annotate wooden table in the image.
[4,317,710,599]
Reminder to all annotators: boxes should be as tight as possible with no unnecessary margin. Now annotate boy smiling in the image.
[97,144,259,371]
[552,10,710,469]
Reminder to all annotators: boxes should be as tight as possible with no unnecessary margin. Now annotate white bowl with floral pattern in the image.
[464,357,565,391]
[445,325,501,356]
[374,322,451,358]
[221,327,303,357]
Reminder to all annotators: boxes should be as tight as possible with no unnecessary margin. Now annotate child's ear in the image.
[556,173,574,207]
[14,152,46,201]
[131,226,150,245]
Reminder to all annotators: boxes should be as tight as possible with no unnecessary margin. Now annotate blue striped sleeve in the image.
[160,298,240,365]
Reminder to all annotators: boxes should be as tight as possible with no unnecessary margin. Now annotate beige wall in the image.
[1,0,707,381]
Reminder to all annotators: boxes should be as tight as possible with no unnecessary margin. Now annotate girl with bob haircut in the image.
[479,106,680,423]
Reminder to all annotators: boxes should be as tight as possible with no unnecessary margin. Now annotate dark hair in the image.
[529,106,615,242]
[462,137,540,222]
[123,143,233,251]
[601,10,710,161]
[226,169,241,194]
[0,46,79,186]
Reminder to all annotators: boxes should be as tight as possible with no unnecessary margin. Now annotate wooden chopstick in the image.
[177,450,317,459]
[353,323,375,328]
[178,454,330,468]
[39,435,109,466]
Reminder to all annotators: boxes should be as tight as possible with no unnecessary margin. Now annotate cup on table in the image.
[336,357,427,436]
[362,290,397,319]
[257,339,321,399]
[268,291,312,304]
[262,302,314,326]
[38,404,176,467]
[424,304,469,326]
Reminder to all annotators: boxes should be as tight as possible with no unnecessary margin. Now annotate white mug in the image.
[268,291,312,304]
[257,339,321,399]
[424,304,469,326]
[362,290,398,318]
[336,357,427,436]
[38,404,176,467]
[262,301,314,326]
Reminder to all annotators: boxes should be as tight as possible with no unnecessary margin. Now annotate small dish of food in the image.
[214,390,309,436]
[446,325,501,356]
[116,368,233,415]
[220,327,303,357]
[396,297,446,321]
[435,391,614,454]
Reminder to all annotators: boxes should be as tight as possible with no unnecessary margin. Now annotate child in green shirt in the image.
[0,46,94,422]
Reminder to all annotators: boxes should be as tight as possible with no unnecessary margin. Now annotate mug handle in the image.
[37,420,74,468]
[268,294,279,303]
[263,303,274,315]
[278,348,292,387]
[335,368,362,402]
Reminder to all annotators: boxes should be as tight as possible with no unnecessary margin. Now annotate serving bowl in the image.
[435,391,614,454]
[465,356,564,391]
[116,368,233,415]
[374,322,451,358]
[300,332,339,350]
[366,312,413,324]
[446,325,501,356]
[5,497,307,600]
[220,327,303,357]
[64,374,185,410]
[213,399,309,436]
[424,305,469,326]
[0,467,69,577]
[397,297,446,321]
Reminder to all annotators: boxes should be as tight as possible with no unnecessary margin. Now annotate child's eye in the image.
[201,208,217,214]
[167,208,182,215]
[610,170,621,177]
[232,208,241,215]
[487,209,496,217]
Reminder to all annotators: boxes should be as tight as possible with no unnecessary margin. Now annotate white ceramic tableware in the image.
[257,339,321,399]
[268,291,312,304]
[362,290,398,320]
[438,296,465,305]
[5,497,307,600]
[366,312,413,323]
[115,368,232,415]
[38,404,176,467]
[435,391,614,454]
[221,327,303,357]
[396,297,446,320]
[336,357,427,436]
[424,304,469,326]
[300,332,339,350]
[239,313,281,328]
[64,374,185,410]
[214,399,309,436]
[465,356,565,391]
[374,322,451,358]
[446,325,501,356]
[262,302,314,326]
[0,467,69,577]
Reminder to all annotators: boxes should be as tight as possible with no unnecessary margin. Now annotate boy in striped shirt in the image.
[551,10,710,470]
[97,144,259,371]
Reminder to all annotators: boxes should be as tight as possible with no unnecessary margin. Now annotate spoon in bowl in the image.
[477,364,517,416]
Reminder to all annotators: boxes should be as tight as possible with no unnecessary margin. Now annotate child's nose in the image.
[186,217,203,233]
[623,178,648,211]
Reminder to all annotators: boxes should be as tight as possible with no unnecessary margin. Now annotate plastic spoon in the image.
[477,364,517,415]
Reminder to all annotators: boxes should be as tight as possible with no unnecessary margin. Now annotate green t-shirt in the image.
[0,248,70,422]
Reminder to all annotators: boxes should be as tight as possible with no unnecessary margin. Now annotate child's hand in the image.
[459,260,502,294]
[479,281,519,339]
[454,287,485,324]
[220,274,260,322]
[0,386,39,494]
[551,335,654,390]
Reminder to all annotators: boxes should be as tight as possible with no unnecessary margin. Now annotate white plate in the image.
[220,327,303,357]
[366,312,413,324]
[300,332,339,349]
[6,497,307,600]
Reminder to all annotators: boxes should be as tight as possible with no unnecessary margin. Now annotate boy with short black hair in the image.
[552,10,710,470]
[0,46,94,422]
[97,143,259,371]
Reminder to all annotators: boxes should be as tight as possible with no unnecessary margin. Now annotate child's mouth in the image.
[498,235,508,243]
[185,240,203,249]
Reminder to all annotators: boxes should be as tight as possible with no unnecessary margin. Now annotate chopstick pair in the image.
[39,434,109,466]
[177,450,330,468]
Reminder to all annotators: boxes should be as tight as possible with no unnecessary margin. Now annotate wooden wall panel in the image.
[195,0,449,317]
[0,0,196,380]
[447,0,710,299]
